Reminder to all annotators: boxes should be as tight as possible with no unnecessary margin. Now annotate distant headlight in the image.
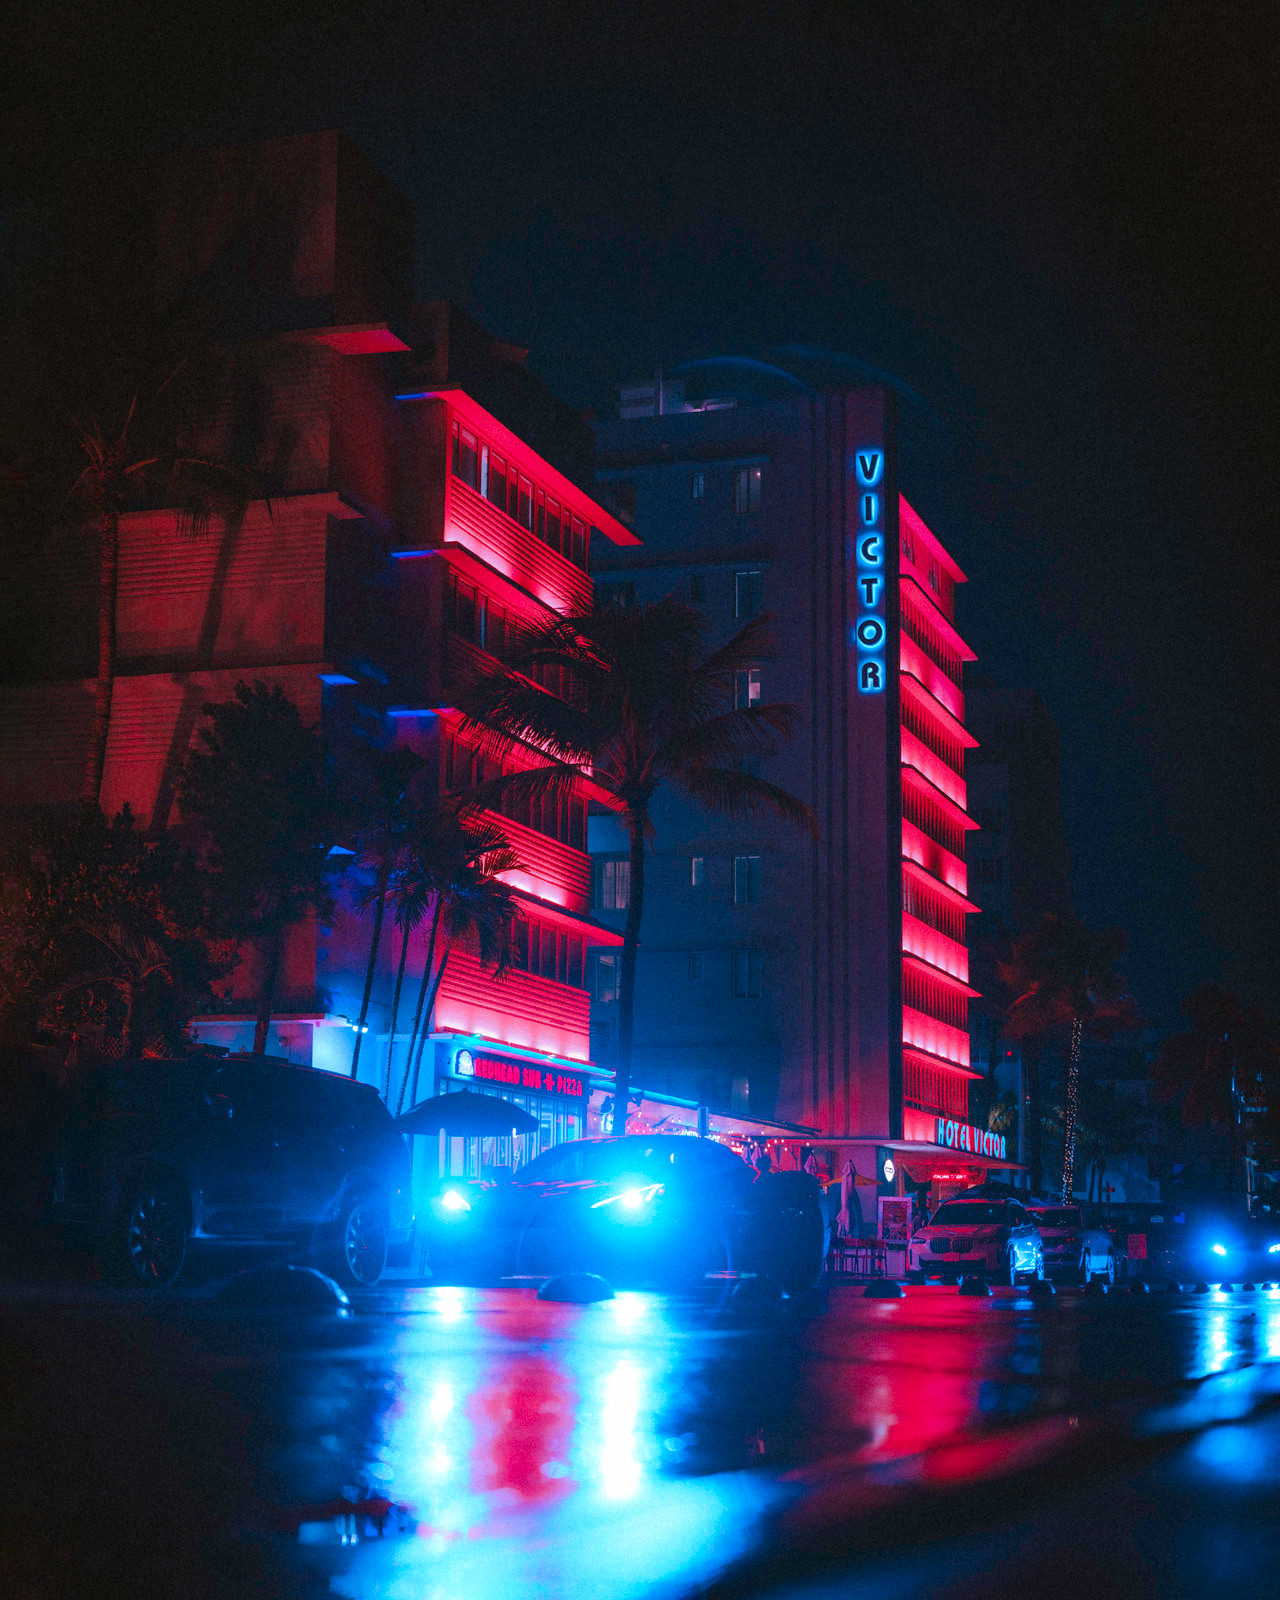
[435,1188,471,1219]
[591,1183,664,1212]
[1269,1243,1280,1255]
[1211,1242,1228,1257]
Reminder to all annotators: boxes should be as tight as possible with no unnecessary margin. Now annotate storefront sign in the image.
[934,1116,1006,1161]
[853,448,886,694]
[453,1048,586,1099]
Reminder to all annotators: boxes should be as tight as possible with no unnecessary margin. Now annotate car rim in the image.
[344,1204,386,1284]
[1082,1251,1091,1281]
[127,1188,185,1283]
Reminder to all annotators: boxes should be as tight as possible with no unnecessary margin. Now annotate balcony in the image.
[901,912,970,984]
[445,477,591,615]
[901,726,967,809]
[434,947,592,1065]
[901,817,969,896]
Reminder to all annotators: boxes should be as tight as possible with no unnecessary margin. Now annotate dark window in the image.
[595,953,619,1002]
[517,475,534,530]
[691,470,705,500]
[597,580,635,609]
[734,667,761,709]
[734,568,763,618]
[594,857,630,910]
[733,465,762,513]
[690,855,704,887]
[454,426,479,490]
[733,855,762,905]
[488,453,508,511]
[732,948,763,998]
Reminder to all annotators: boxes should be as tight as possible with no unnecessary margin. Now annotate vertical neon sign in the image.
[854,449,885,693]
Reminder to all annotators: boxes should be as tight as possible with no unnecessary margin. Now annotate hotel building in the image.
[589,361,1018,1215]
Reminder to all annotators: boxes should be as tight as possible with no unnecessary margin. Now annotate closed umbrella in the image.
[836,1159,856,1238]
[396,1089,539,1138]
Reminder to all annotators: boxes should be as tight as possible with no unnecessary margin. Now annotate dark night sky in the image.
[6,1,1278,1025]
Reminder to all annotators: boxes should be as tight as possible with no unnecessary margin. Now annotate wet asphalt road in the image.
[2,1276,1279,1599]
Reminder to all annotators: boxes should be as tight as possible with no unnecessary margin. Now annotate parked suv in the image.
[1027,1204,1116,1284]
[908,1197,1045,1285]
[48,1054,411,1288]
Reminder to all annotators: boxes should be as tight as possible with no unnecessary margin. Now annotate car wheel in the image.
[1104,1251,1116,1286]
[1079,1249,1092,1285]
[112,1176,189,1288]
[1034,1251,1045,1282]
[327,1194,388,1288]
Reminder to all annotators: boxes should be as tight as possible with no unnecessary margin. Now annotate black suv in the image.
[47,1054,411,1288]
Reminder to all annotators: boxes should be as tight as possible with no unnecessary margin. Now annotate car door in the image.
[509,1143,587,1272]
[193,1063,286,1237]
[1008,1201,1038,1271]
[261,1069,351,1237]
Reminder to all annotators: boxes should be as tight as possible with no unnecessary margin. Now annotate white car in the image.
[1027,1205,1116,1284]
[908,1197,1045,1285]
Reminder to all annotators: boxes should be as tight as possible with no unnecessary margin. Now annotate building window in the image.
[594,953,619,1003]
[733,465,762,513]
[732,949,763,998]
[691,469,705,500]
[928,558,941,596]
[597,580,636,609]
[733,855,762,905]
[734,667,761,710]
[688,952,705,980]
[690,855,704,887]
[594,857,631,910]
[451,415,589,572]
[689,573,707,604]
[511,915,586,987]
[734,568,763,618]
[603,479,636,525]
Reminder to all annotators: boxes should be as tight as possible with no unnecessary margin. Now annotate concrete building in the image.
[588,360,1015,1212]
[0,133,635,1166]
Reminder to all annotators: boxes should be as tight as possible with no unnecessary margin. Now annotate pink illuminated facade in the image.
[0,133,630,1150]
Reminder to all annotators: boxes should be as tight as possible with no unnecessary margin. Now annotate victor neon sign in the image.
[853,449,885,693]
[934,1116,1006,1160]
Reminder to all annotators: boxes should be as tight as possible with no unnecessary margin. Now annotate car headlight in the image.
[1211,1242,1228,1257]
[591,1183,664,1212]
[1268,1243,1280,1255]
[433,1188,472,1220]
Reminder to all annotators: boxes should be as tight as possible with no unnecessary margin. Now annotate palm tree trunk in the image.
[253,924,286,1054]
[612,812,646,1135]
[382,922,412,1100]
[407,947,452,1113]
[1061,1015,1083,1198]
[400,897,444,1105]
[83,513,119,803]
[1020,1040,1043,1193]
[349,866,390,1079]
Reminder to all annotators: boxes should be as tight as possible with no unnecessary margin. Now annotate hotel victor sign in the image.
[934,1117,1007,1160]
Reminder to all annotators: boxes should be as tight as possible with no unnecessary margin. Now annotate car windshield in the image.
[929,1202,1007,1226]
[1033,1209,1081,1228]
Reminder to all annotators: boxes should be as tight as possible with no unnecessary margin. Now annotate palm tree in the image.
[1152,986,1279,1201]
[997,914,1137,1198]
[43,918,174,1059]
[395,812,524,1114]
[346,747,428,1079]
[460,596,816,1133]
[65,401,161,803]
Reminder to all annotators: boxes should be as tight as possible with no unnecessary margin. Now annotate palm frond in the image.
[672,766,819,837]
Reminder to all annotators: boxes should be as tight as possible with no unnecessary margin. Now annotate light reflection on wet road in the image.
[3,1280,1280,1598]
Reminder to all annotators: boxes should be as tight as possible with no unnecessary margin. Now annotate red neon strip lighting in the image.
[903,953,981,999]
[900,673,979,748]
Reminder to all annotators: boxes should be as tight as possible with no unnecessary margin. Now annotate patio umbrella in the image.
[836,1160,856,1237]
[396,1089,539,1138]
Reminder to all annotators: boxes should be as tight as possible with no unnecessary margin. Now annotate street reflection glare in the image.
[598,1358,645,1500]
[610,1292,647,1330]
